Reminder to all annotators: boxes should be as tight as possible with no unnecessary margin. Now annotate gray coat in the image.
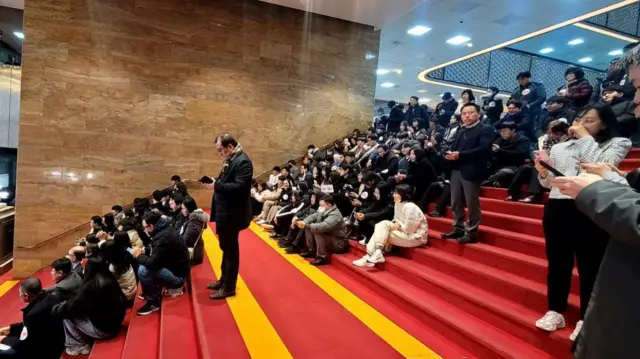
[574,180,640,359]
[45,271,83,300]
[303,206,348,239]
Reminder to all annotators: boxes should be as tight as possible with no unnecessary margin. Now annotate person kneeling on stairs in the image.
[353,184,428,267]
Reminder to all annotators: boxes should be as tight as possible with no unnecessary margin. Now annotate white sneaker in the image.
[66,345,91,356]
[164,288,184,298]
[569,320,583,341]
[257,219,267,225]
[535,311,565,332]
[358,239,366,246]
[353,255,374,268]
[368,249,385,264]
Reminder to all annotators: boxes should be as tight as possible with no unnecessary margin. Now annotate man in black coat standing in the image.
[442,103,494,244]
[206,133,253,299]
[0,277,65,359]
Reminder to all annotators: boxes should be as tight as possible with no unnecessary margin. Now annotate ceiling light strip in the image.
[418,0,640,83]
[573,22,640,42]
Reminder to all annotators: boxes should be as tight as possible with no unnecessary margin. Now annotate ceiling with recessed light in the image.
[374,0,636,107]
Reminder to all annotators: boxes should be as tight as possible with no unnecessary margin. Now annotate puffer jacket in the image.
[303,206,348,239]
[109,264,137,302]
[127,229,144,249]
[181,209,209,265]
[393,201,428,243]
[261,187,282,202]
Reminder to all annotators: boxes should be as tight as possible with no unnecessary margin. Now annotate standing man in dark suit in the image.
[442,103,495,244]
[205,133,253,300]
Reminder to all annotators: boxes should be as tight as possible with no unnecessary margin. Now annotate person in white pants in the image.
[353,184,428,267]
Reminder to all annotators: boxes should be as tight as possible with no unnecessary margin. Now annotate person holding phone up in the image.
[533,103,631,341]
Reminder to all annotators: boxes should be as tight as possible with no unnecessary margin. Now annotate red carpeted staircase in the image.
[328,149,640,358]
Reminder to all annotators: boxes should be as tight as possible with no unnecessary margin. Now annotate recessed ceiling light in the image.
[568,38,584,45]
[418,98,431,103]
[466,43,473,48]
[417,90,427,93]
[380,82,395,88]
[376,69,390,75]
[578,57,592,63]
[407,25,431,36]
[608,49,623,56]
[446,35,471,45]
[13,31,24,39]
[539,47,554,54]
[392,69,402,74]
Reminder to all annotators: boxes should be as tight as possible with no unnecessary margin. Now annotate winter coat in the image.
[435,100,458,127]
[535,108,576,138]
[482,95,503,124]
[387,107,405,133]
[2,291,65,359]
[210,151,254,233]
[494,112,533,140]
[608,97,637,138]
[127,229,144,249]
[110,264,137,302]
[361,183,393,222]
[181,209,209,265]
[392,201,428,243]
[136,218,190,279]
[45,271,83,301]
[559,78,593,110]
[373,153,399,179]
[492,133,530,168]
[510,81,547,115]
[303,206,348,239]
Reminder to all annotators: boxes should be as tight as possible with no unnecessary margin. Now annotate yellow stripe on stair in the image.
[0,280,18,298]
[202,228,293,359]
[249,222,441,359]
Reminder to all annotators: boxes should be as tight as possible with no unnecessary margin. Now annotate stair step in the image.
[435,208,545,238]
[88,310,133,359]
[478,197,544,218]
[425,230,579,294]
[481,187,549,202]
[428,216,547,259]
[159,289,199,359]
[620,158,640,171]
[121,296,159,359]
[346,245,573,358]
[332,251,555,358]
[189,258,250,359]
[625,148,640,159]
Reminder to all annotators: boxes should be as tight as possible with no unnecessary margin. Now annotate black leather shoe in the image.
[441,230,465,239]
[206,280,224,291]
[310,257,328,266]
[285,246,300,254]
[427,211,442,218]
[300,251,315,258]
[210,288,236,300]
[457,234,477,244]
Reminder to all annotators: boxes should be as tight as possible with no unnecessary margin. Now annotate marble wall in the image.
[13,0,379,276]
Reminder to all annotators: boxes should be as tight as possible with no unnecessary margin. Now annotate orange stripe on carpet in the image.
[238,228,405,359]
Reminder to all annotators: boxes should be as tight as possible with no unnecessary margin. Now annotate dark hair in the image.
[507,100,523,109]
[603,84,624,94]
[394,184,413,202]
[410,96,419,101]
[277,174,288,182]
[565,67,585,79]
[291,190,303,203]
[20,277,42,297]
[272,166,281,172]
[340,163,353,172]
[71,247,86,261]
[82,258,114,284]
[215,133,238,148]
[287,159,296,165]
[119,217,136,231]
[113,231,132,249]
[379,144,389,152]
[401,142,412,149]
[257,181,267,191]
[171,193,184,205]
[152,190,164,202]
[460,102,481,113]
[103,213,117,233]
[143,212,161,226]
[516,71,531,80]
[111,205,123,212]
[281,166,290,173]
[498,121,517,130]
[319,195,335,206]
[183,197,198,213]
[91,216,103,226]
[52,257,72,274]
[575,103,621,143]
[85,233,99,245]
[307,144,315,150]
[171,175,181,182]
[101,240,131,277]
[460,89,476,102]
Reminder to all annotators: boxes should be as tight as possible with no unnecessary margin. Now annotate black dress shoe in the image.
[210,288,236,300]
[441,230,465,239]
[457,233,477,244]
[427,211,442,218]
[278,241,292,248]
[206,280,224,291]
[285,246,300,254]
[310,257,328,266]
[300,251,315,258]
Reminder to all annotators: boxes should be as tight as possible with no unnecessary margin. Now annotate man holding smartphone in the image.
[204,133,254,300]
[442,103,495,244]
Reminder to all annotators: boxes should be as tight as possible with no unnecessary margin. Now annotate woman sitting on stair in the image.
[352,184,428,267]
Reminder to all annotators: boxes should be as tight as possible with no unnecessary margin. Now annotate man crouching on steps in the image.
[297,195,349,266]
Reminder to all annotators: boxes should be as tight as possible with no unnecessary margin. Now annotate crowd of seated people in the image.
[0,176,209,356]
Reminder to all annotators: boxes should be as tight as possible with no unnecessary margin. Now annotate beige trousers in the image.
[366,220,422,256]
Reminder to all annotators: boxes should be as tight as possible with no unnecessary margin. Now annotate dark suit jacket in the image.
[211,151,254,233]
[72,263,84,278]
[574,180,640,359]
[448,123,495,182]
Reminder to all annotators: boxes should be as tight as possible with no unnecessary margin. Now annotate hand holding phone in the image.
[539,161,564,177]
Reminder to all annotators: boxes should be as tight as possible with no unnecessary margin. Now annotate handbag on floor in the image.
[189,221,207,260]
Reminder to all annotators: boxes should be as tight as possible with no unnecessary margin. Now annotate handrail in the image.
[15,185,174,249]
[15,129,362,250]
